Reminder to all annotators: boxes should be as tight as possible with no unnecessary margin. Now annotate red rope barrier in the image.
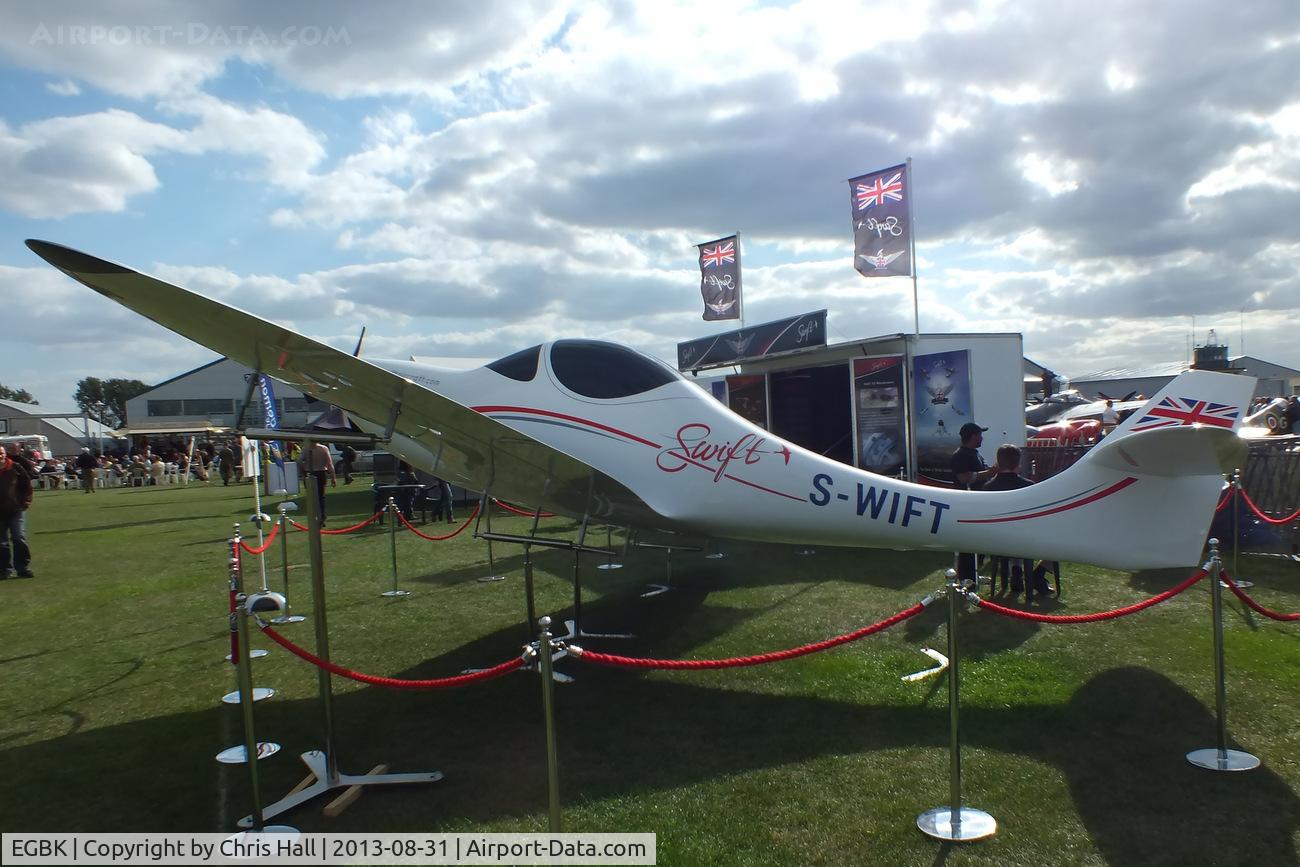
[260,624,527,689]
[395,503,480,541]
[492,498,555,518]
[1214,489,1232,513]
[1220,570,1300,622]
[237,521,280,555]
[570,602,926,670]
[972,569,1207,623]
[290,510,384,535]
[1238,489,1300,525]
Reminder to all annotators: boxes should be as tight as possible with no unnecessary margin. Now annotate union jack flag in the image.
[1131,396,1240,432]
[701,241,735,268]
[855,171,904,210]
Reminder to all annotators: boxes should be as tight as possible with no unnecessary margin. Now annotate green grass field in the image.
[1,480,1297,865]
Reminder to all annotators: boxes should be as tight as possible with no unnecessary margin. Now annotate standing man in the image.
[218,441,236,486]
[299,442,337,523]
[76,447,99,493]
[0,444,35,578]
[336,443,357,485]
[1101,399,1119,435]
[950,422,997,586]
[981,444,1036,596]
[433,476,455,523]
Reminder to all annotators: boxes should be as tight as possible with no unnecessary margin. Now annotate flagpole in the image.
[907,157,919,335]
[735,230,745,329]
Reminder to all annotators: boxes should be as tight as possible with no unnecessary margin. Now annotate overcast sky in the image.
[2,0,1298,408]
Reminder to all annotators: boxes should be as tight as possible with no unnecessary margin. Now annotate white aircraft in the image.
[27,240,1252,570]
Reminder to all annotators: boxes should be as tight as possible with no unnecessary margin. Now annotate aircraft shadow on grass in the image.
[2,544,1295,866]
[1,656,1295,866]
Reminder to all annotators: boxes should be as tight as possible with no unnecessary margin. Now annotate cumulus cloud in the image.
[0,94,325,217]
[4,0,1300,402]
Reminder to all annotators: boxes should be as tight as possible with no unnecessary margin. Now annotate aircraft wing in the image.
[25,240,669,529]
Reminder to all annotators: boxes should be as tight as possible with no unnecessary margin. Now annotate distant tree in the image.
[0,383,38,404]
[74,377,151,429]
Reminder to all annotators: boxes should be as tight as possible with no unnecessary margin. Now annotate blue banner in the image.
[257,375,285,467]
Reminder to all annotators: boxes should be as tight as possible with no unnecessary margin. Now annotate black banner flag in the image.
[848,163,911,278]
[697,234,742,321]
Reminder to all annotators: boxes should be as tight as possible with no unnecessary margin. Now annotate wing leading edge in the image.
[25,239,666,528]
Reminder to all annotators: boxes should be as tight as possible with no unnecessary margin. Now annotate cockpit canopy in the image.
[485,340,681,399]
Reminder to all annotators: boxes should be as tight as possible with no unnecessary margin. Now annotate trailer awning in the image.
[113,423,232,436]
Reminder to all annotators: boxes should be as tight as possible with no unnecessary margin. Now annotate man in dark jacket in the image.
[0,444,35,578]
[75,447,99,493]
[950,422,997,586]
[218,443,236,486]
[982,444,1050,598]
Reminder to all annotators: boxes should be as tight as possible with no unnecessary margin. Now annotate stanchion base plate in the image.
[237,750,443,828]
[559,619,634,641]
[477,575,507,582]
[1186,748,1260,771]
[705,552,726,560]
[226,649,270,661]
[596,562,624,570]
[381,589,412,598]
[270,614,306,624]
[221,687,276,705]
[795,548,816,556]
[216,742,281,764]
[916,806,997,841]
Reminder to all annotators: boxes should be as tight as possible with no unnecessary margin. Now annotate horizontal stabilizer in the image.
[1086,424,1247,478]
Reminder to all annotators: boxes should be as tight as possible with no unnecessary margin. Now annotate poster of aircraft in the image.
[27,240,1253,571]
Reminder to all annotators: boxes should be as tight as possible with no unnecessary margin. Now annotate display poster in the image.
[912,349,973,484]
[726,374,769,430]
[853,356,906,477]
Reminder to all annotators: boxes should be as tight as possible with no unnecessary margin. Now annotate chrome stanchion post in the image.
[1227,470,1253,589]
[382,496,411,598]
[537,616,562,833]
[234,590,265,828]
[236,433,442,830]
[226,525,268,662]
[1187,539,1260,772]
[597,525,622,570]
[478,494,505,582]
[304,442,340,785]
[524,545,538,643]
[918,569,996,842]
[272,503,304,624]
[222,544,275,704]
[217,544,279,755]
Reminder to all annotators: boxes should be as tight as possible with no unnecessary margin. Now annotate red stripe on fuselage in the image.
[473,405,662,449]
[957,477,1138,524]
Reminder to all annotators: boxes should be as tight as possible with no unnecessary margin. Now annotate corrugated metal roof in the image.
[1069,361,1189,381]
[0,398,91,439]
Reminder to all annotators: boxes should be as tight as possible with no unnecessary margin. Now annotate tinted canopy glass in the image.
[549,340,678,399]
[486,345,542,382]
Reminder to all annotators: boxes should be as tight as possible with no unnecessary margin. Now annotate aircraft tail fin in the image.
[1006,368,1254,568]
[1076,367,1252,480]
[1097,369,1254,447]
